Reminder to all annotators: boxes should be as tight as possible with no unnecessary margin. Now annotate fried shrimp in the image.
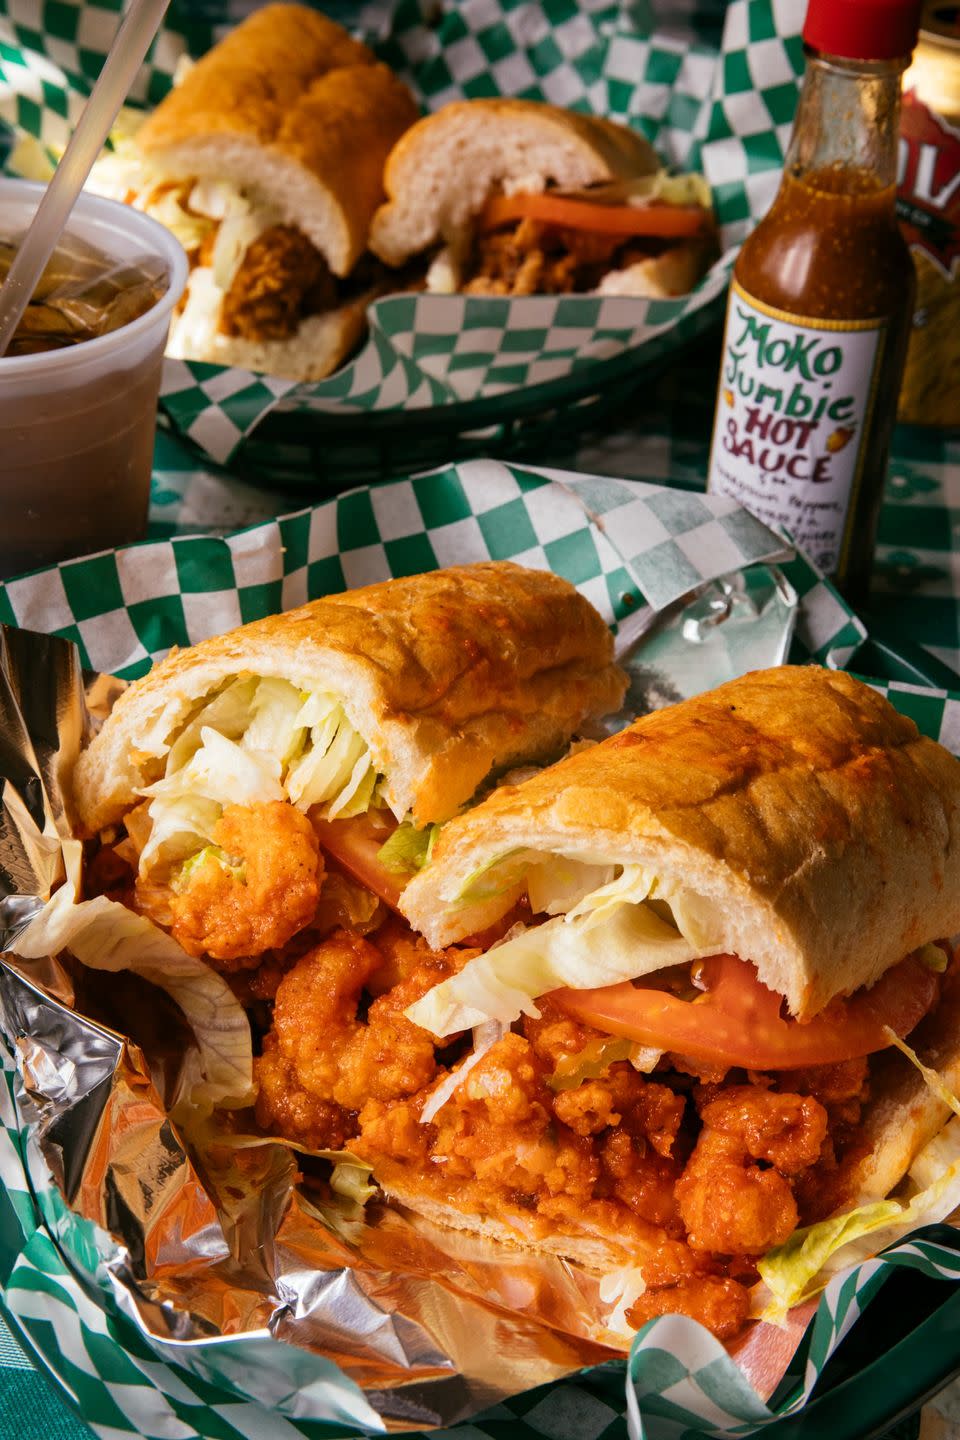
[676,1086,828,1255]
[255,928,469,1148]
[137,801,322,963]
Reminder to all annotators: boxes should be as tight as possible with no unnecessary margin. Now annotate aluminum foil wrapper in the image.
[0,604,811,1433]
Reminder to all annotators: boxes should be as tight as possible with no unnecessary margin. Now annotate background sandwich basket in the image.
[3,462,960,1439]
[1,0,811,486]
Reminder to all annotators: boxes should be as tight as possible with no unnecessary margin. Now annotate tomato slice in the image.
[552,952,941,1070]
[312,815,405,911]
[479,192,710,238]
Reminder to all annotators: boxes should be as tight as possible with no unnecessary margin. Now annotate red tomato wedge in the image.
[312,815,405,911]
[479,193,710,238]
[552,952,941,1070]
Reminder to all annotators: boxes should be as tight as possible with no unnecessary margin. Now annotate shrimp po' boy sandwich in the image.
[252,665,960,1339]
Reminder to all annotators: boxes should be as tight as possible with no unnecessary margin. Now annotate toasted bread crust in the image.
[72,563,626,835]
[140,7,377,151]
[402,667,960,1018]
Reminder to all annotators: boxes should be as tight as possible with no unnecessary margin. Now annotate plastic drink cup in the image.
[0,178,188,578]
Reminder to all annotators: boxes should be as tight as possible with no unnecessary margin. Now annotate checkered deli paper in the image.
[0,0,806,465]
[3,463,960,1440]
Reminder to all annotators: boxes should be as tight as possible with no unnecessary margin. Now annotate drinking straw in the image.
[0,0,171,357]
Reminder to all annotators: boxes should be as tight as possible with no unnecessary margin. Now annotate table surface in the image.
[2,335,959,1440]
[147,336,960,682]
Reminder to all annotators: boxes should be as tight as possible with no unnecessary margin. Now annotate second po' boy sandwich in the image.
[254,666,960,1340]
[89,5,419,379]
[369,99,715,299]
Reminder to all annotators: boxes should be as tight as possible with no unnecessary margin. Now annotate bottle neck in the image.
[785,49,907,188]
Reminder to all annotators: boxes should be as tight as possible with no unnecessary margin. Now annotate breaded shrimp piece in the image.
[137,801,323,962]
[627,1275,751,1341]
[676,1086,828,1255]
[255,928,469,1146]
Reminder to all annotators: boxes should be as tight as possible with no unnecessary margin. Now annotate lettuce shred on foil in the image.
[8,840,254,1114]
[758,1032,960,1325]
[406,862,722,1037]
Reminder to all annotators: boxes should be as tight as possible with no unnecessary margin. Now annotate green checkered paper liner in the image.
[2,461,960,1438]
[0,0,808,464]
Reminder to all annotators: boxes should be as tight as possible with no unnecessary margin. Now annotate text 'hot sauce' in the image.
[707,0,922,599]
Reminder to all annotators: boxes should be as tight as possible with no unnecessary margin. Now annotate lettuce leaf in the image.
[172,844,243,894]
[526,857,615,916]
[758,1037,960,1325]
[330,1160,377,1207]
[758,1202,903,1325]
[8,841,254,1113]
[377,822,441,876]
[454,847,534,904]
[166,678,258,773]
[139,727,283,876]
[405,898,710,1037]
[241,677,309,767]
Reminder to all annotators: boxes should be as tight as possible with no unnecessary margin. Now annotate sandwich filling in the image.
[88,130,386,348]
[425,173,715,299]
[249,848,950,1340]
[90,674,410,966]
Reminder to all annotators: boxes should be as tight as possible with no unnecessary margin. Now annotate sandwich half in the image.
[369,98,715,299]
[73,563,626,972]
[254,665,960,1340]
[89,5,419,379]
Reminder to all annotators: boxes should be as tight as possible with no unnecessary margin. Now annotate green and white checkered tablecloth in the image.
[147,337,960,678]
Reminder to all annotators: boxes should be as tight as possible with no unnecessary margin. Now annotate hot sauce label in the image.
[707,281,887,576]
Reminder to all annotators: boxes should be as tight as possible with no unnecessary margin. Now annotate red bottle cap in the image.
[803,0,922,59]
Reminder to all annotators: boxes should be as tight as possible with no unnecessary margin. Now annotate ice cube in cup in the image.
[0,178,188,579]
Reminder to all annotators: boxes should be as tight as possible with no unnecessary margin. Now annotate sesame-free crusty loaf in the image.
[72,562,626,836]
[401,666,960,1019]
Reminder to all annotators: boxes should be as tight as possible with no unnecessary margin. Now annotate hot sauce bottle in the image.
[707,0,921,601]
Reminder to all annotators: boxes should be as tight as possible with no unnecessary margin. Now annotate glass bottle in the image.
[706,0,921,603]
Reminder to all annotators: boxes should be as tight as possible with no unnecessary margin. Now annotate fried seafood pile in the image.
[89,796,872,1343]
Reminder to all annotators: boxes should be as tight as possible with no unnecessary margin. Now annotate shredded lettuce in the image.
[377,822,441,876]
[455,847,533,904]
[167,678,258,772]
[561,170,713,211]
[408,860,722,1036]
[133,677,381,879]
[241,677,308,767]
[526,857,614,916]
[420,1020,505,1124]
[405,892,715,1038]
[758,1034,960,1325]
[209,189,282,290]
[8,841,254,1113]
[330,1160,377,1207]
[172,844,243,894]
